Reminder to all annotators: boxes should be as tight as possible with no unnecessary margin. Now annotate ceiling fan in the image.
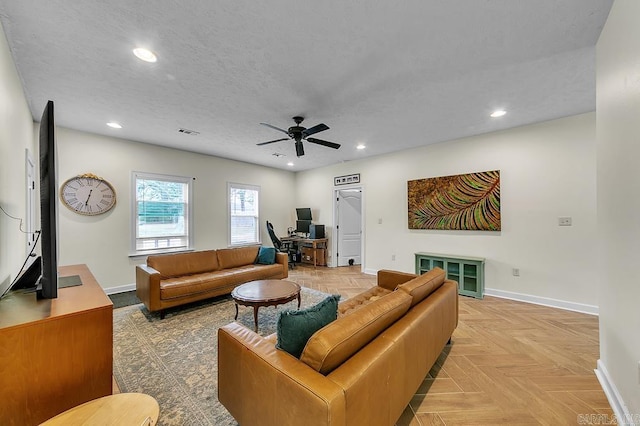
[257,116,341,157]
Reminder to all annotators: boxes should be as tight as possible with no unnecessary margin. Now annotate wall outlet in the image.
[391,254,396,261]
[558,217,572,226]
[378,218,383,224]
[512,268,520,277]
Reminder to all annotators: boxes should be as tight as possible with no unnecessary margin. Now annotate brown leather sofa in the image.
[136,246,288,318]
[218,267,458,426]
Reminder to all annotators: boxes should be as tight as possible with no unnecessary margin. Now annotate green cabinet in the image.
[415,252,485,299]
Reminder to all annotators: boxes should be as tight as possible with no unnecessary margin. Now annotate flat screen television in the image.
[296,208,312,221]
[37,100,58,299]
[0,101,58,300]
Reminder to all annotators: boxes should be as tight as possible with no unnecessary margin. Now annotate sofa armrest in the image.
[135,264,162,312]
[275,252,289,278]
[376,269,418,291]
[218,322,346,426]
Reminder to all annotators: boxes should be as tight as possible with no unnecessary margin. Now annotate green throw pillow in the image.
[276,294,341,358]
[256,246,277,265]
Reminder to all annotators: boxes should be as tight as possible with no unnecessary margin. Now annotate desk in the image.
[281,237,328,267]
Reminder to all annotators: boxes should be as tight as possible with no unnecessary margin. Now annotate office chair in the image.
[266,221,296,269]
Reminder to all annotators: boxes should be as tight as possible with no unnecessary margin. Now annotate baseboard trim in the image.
[364,268,377,276]
[104,283,136,295]
[483,288,598,315]
[595,360,633,425]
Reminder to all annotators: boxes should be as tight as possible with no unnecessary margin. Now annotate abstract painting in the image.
[408,170,500,231]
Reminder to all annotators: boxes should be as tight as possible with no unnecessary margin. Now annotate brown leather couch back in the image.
[147,250,219,279]
[396,267,445,307]
[217,246,260,269]
[300,290,412,375]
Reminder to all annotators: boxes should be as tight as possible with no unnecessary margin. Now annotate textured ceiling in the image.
[0,1,612,171]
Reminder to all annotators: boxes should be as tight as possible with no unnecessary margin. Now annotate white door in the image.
[336,189,362,266]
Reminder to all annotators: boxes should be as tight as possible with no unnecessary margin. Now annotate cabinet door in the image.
[445,261,460,284]
[417,256,431,274]
[460,263,478,294]
[432,259,445,270]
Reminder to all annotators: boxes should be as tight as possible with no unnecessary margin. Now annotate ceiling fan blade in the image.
[256,138,289,146]
[306,138,341,149]
[302,123,329,138]
[295,141,305,157]
[260,122,289,135]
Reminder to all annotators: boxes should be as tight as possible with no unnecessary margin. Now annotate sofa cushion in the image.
[276,294,340,358]
[338,286,392,316]
[226,263,284,283]
[300,290,412,375]
[217,246,260,269]
[147,250,218,279]
[396,267,446,307]
[256,246,276,265]
[160,271,232,299]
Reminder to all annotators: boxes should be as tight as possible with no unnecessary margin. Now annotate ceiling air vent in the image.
[178,128,200,136]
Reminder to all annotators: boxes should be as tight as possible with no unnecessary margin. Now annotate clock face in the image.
[60,175,116,216]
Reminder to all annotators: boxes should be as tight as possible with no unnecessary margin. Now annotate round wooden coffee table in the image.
[231,279,301,331]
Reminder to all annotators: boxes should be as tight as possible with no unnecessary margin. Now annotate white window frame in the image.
[130,171,194,256]
[228,182,261,247]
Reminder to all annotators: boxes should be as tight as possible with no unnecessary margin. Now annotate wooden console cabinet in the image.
[415,252,485,299]
[0,264,113,426]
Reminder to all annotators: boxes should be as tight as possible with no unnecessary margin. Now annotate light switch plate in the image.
[558,217,572,226]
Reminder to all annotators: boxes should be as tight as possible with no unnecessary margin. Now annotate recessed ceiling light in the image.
[106,122,122,129]
[490,110,507,118]
[356,144,366,150]
[133,47,157,63]
[287,162,294,167]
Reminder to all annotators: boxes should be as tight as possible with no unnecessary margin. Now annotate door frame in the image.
[331,184,365,271]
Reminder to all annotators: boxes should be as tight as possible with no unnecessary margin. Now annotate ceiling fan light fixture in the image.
[490,109,507,118]
[356,144,366,150]
[258,116,340,157]
[133,47,157,63]
[106,122,122,129]
[287,162,294,166]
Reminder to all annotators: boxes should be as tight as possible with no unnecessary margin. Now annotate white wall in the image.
[0,20,36,296]
[55,127,296,291]
[297,113,598,309]
[596,0,640,418]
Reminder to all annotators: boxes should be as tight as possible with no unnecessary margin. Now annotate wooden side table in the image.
[40,393,159,425]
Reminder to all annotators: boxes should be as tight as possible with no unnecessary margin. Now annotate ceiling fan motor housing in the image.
[288,126,305,140]
[257,115,340,156]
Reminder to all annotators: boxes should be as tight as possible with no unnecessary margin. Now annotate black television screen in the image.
[296,220,311,234]
[37,100,58,299]
[296,208,312,221]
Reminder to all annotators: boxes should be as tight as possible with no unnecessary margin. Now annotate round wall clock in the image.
[60,173,116,216]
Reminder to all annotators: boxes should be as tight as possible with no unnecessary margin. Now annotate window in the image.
[132,172,193,255]
[228,183,260,246]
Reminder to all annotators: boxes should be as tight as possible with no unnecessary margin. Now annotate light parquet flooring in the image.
[289,265,611,426]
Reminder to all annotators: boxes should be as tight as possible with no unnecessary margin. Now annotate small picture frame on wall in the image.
[334,173,360,186]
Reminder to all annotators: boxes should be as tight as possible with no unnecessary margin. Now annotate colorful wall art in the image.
[408,170,500,231]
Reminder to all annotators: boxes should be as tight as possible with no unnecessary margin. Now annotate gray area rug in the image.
[113,287,333,426]
[109,290,142,308]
